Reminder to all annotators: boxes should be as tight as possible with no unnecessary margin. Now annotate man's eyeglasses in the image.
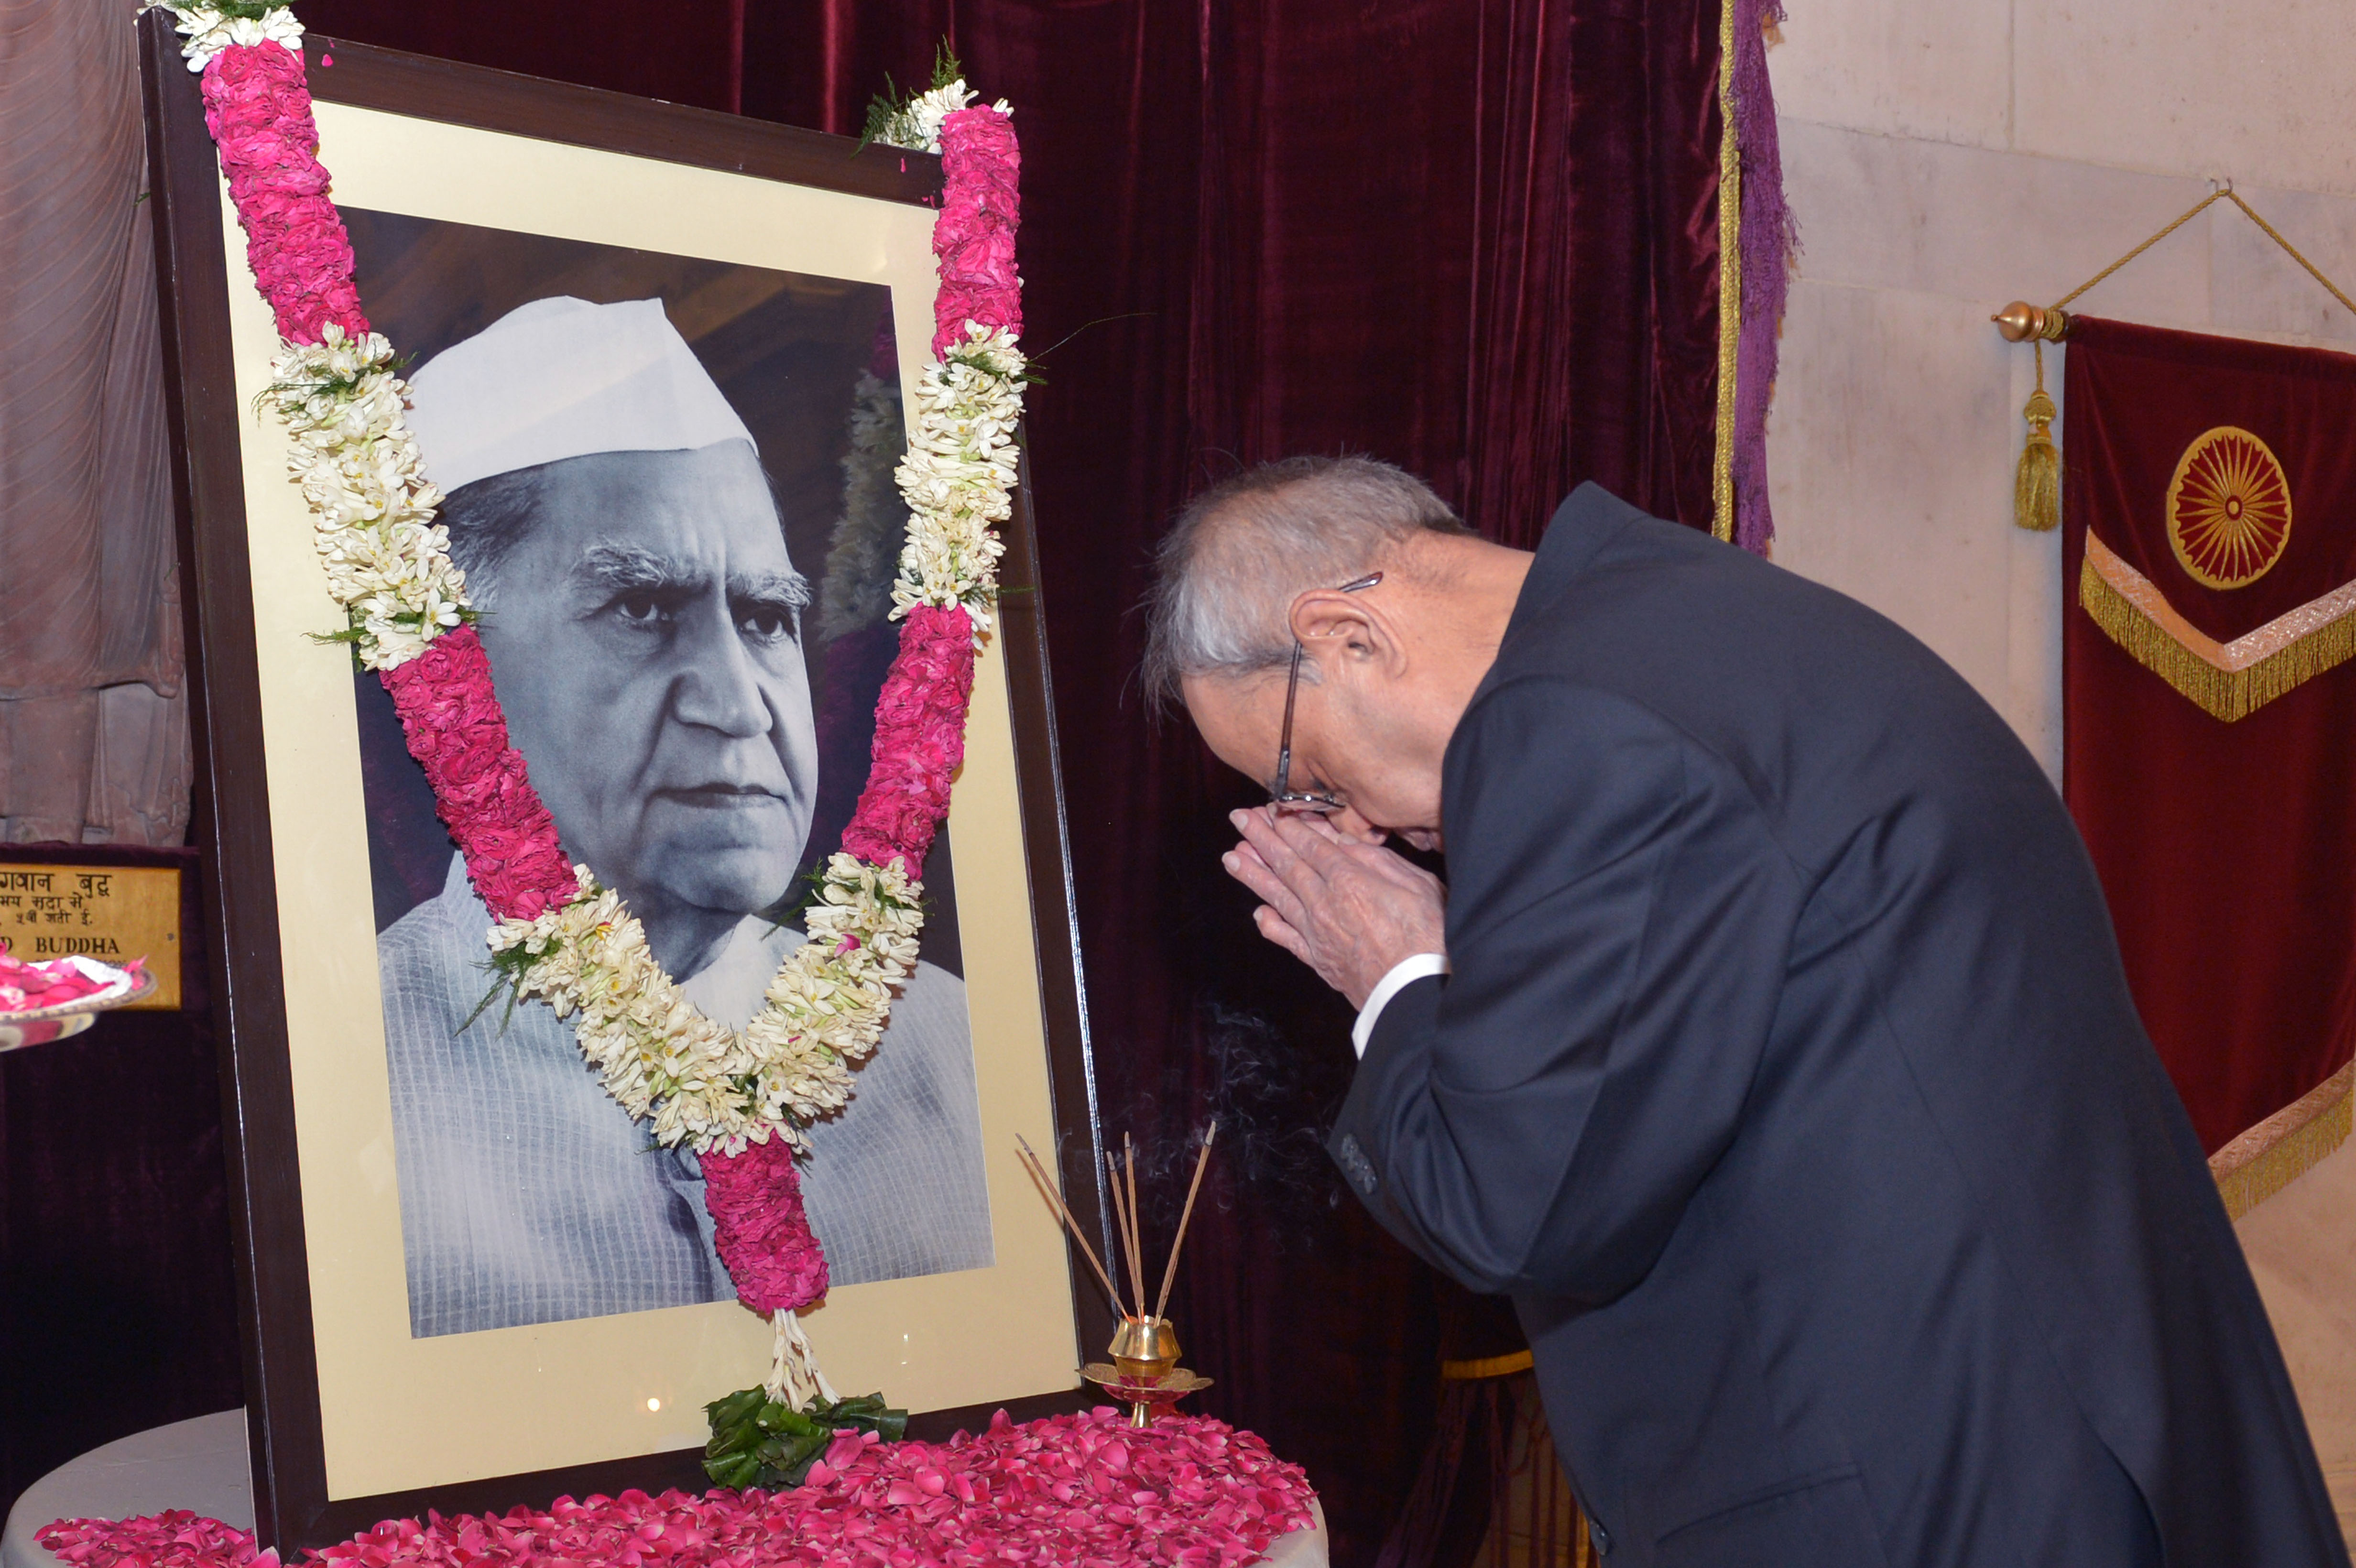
[1268,571,1384,814]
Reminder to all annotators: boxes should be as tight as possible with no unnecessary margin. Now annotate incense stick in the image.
[1100,1148,1124,1298]
[1152,1120,1218,1322]
[1017,1139,1124,1315]
[1124,1135,1146,1318]
[1015,1135,1126,1315]
[1116,1146,1145,1318]
[1108,1148,1147,1318]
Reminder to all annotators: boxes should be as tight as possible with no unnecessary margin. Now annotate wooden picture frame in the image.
[137,14,1115,1550]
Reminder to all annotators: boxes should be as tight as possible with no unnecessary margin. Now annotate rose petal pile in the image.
[0,954,143,1013]
[40,1411,1319,1568]
[38,1509,264,1568]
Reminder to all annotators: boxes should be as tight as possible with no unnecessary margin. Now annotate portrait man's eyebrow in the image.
[572,541,813,617]
[363,290,992,1340]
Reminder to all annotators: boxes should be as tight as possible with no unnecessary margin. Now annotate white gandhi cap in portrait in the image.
[404,295,756,491]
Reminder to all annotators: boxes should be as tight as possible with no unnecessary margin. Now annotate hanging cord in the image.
[1995,184,2356,528]
[2054,188,2228,311]
[2211,189,2356,321]
[1998,183,2356,338]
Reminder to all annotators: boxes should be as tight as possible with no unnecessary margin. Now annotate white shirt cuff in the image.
[1353,953,1451,1056]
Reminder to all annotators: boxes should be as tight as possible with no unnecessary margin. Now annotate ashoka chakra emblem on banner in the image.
[2166,425,2292,589]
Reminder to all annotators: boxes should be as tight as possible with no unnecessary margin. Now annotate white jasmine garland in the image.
[880,80,972,156]
[488,854,925,1155]
[870,76,1014,155]
[266,327,469,670]
[147,0,304,70]
[890,324,1024,629]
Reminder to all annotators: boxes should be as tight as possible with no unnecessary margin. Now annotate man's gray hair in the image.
[1143,455,1469,705]
[437,465,550,611]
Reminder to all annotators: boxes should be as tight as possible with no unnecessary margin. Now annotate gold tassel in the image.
[2013,343,2060,531]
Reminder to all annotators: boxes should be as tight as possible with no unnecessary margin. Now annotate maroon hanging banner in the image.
[2062,315,2356,1153]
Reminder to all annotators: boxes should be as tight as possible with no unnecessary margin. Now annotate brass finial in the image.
[1993,302,2072,343]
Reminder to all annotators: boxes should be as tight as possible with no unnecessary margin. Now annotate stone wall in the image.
[1765,0,2356,778]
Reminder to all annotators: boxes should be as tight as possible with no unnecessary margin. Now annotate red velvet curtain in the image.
[60,3,1727,1556]
[298,0,1723,539]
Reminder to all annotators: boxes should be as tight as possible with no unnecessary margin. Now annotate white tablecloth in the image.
[3,1411,1326,1568]
[3,1411,252,1568]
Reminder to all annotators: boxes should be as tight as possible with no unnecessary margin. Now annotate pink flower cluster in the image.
[929,108,1022,358]
[381,629,577,922]
[40,1411,1317,1568]
[700,1132,828,1314]
[839,607,977,882]
[0,953,142,1013]
[38,1510,264,1568]
[201,44,368,345]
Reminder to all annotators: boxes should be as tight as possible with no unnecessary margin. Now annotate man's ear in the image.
[1289,586,1405,679]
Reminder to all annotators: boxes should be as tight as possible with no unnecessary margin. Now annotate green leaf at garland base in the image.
[703,1387,910,1492]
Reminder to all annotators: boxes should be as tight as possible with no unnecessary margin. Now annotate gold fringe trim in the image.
[2078,532,2356,721]
[2211,1058,2354,1222]
[1441,1349,1535,1381]
[1710,0,1741,544]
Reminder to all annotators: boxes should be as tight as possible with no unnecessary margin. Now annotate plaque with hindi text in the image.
[0,858,183,1009]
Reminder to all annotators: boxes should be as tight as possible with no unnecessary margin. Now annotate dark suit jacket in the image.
[1331,485,2347,1566]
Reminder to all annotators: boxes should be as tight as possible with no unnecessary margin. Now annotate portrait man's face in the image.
[477,439,818,931]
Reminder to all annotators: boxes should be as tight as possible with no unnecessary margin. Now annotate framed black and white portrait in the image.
[141,18,1110,1551]
[346,218,996,1339]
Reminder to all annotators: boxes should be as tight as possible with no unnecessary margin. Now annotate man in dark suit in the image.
[1146,456,2347,1565]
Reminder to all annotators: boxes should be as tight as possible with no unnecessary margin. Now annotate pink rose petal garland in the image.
[152,0,1031,1394]
[702,1134,829,1319]
[930,108,1023,356]
[41,1411,1319,1568]
[381,629,577,922]
[199,40,367,344]
[839,605,977,880]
